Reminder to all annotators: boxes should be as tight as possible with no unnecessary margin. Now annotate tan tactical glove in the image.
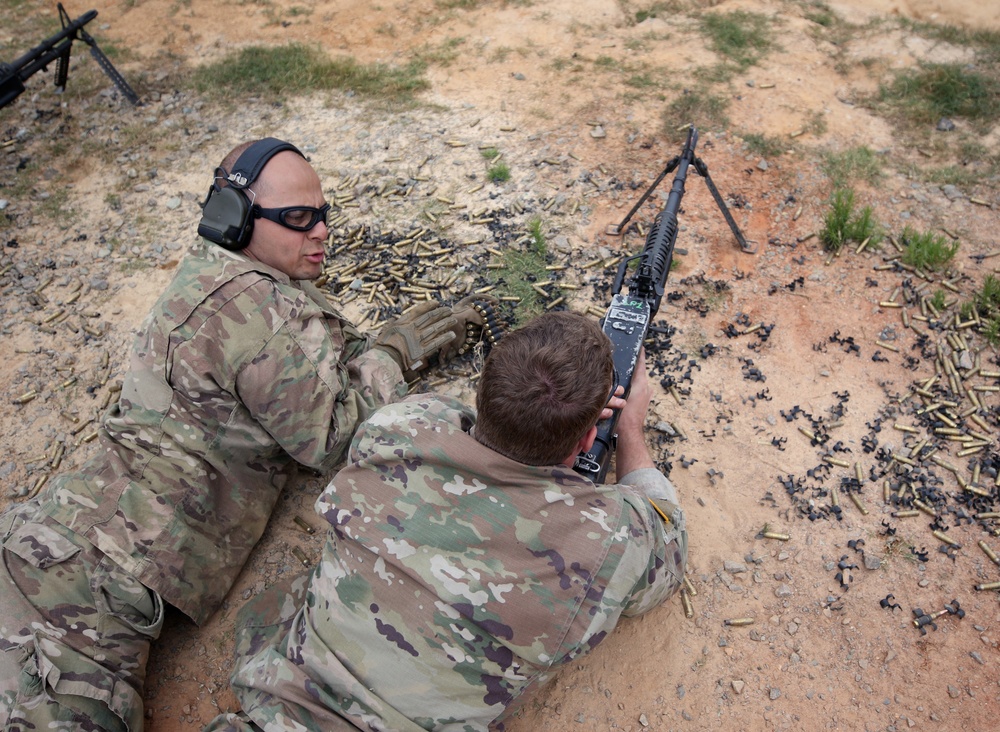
[374,297,502,379]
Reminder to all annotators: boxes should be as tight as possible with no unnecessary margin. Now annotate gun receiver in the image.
[1,3,138,110]
[574,126,751,484]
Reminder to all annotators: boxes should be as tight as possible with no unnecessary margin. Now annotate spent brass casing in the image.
[681,589,694,619]
[762,531,790,541]
[292,547,310,566]
[12,390,38,405]
[892,510,921,517]
[849,493,868,515]
[977,541,1000,567]
[724,618,755,627]
[683,574,697,596]
[974,581,1000,591]
[293,516,315,535]
[932,530,961,548]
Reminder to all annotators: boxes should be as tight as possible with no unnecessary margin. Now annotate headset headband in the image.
[225,137,305,190]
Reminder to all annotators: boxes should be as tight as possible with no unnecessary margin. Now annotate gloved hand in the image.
[374,301,457,379]
[374,296,501,379]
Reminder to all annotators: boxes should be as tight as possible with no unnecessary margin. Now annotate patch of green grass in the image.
[898,19,1000,63]
[966,275,1000,344]
[480,147,500,161]
[741,132,786,158]
[664,87,729,140]
[631,1,688,24]
[189,44,428,103]
[487,161,511,183]
[697,10,776,71]
[878,63,1000,130]
[416,36,466,66]
[527,216,545,255]
[898,226,959,270]
[820,188,883,252]
[489,223,556,321]
[823,146,883,188]
[594,55,619,70]
[929,289,947,311]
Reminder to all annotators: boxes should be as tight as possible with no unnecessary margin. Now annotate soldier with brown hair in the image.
[207,310,687,732]
[0,137,488,731]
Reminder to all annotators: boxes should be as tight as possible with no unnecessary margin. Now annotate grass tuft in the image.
[487,161,511,183]
[697,10,775,71]
[878,63,1000,129]
[898,226,959,270]
[820,188,883,252]
[190,44,428,103]
[664,87,729,140]
[823,146,883,188]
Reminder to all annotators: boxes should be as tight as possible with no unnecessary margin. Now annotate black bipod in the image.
[607,131,756,254]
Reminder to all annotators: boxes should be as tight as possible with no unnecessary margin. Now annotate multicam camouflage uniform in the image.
[207,394,687,732]
[0,240,405,731]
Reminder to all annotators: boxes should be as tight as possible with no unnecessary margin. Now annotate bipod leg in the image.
[81,30,139,106]
[606,156,679,236]
[693,157,756,254]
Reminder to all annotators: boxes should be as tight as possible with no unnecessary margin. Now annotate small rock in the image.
[775,583,793,597]
[864,554,881,570]
[769,687,781,700]
[724,561,747,574]
[590,125,606,139]
[731,680,745,694]
[0,199,8,210]
[166,197,182,210]
[638,713,649,727]
[757,159,769,171]
[947,684,961,698]
[936,117,955,131]
[970,651,985,665]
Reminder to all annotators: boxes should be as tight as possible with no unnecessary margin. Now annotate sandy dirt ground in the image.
[2,0,999,730]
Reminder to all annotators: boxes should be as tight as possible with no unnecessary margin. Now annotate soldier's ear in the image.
[563,426,598,467]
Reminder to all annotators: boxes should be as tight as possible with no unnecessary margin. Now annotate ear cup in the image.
[198,138,305,251]
[197,186,254,251]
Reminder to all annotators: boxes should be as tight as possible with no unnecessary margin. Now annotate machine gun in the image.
[574,126,752,484]
[0,3,138,110]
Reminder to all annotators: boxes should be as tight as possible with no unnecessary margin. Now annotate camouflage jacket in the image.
[40,240,405,625]
[229,395,686,731]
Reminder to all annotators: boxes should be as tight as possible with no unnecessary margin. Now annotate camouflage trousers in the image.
[203,573,360,732]
[0,503,164,732]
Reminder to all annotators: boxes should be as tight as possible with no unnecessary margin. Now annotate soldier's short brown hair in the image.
[475,311,614,465]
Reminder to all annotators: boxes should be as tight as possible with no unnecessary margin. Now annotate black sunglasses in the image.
[254,203,331,232]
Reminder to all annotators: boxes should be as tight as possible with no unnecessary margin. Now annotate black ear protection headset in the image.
[197,137,305,251]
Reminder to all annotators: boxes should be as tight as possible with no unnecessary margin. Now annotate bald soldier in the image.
[208,311,687,732]
[0,138,489,731]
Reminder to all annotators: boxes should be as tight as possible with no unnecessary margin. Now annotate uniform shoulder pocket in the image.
[2,520,81,569]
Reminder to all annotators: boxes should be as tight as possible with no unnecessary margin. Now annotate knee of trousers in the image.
[1,512,163,731]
